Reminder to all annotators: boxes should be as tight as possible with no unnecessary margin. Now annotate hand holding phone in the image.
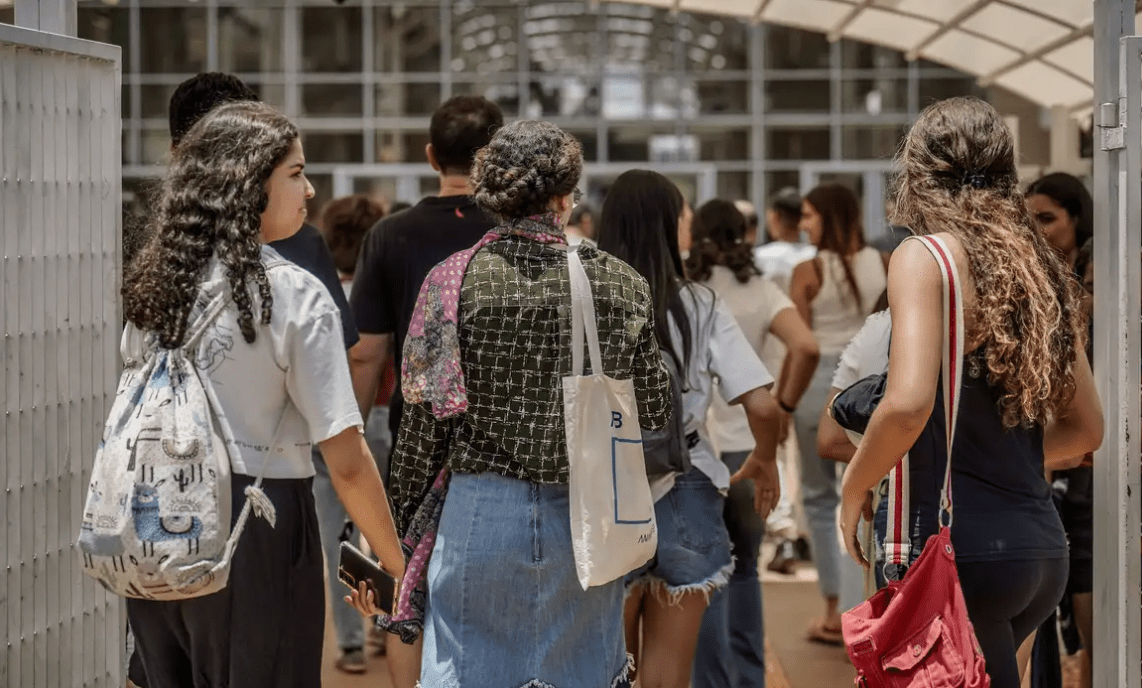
[338,541,398,616]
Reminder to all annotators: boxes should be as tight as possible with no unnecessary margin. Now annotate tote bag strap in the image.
[568,247,604,377]
[913,235,965,526]
[882,235,965,578]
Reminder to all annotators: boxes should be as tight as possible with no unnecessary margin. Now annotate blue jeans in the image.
[794,355,866,610]
[422,472,631,688]
[311,406,391,651]
[693,451,766,688]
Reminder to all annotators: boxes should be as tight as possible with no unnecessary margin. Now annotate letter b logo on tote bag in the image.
[563,248,657,590]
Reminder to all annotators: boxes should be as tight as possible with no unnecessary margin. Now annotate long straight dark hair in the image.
[804,183,866,309]
[596,169,693,370]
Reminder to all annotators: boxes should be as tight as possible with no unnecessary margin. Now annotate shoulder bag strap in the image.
[568,246,604,377]
[913,235,964,526]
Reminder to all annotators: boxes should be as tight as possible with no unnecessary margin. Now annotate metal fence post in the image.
[1092,3,1141,688]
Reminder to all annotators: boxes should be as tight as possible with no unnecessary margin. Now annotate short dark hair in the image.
[769,187,801,229]
[318,195,385,275]
[169,73,258,146]
[429,96,504,175]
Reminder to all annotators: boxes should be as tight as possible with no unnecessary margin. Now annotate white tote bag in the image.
[563,248,658,590]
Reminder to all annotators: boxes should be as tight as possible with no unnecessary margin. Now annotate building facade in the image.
[2,0,1053,236]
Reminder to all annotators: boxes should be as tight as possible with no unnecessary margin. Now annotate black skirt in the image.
[127,473,324,688]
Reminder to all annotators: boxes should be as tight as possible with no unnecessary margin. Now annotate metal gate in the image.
[0,23,123,688]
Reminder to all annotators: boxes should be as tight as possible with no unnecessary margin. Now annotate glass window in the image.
[302,84,364,117]
[566,130,599,163]
[376,82,441,117]
[767,128,830,160]
[840,78,908,114]
[840,39,906,70]
[717,172,751,202]
[691,79,750,115]
[218,7,283,74]
[603,4,675,73]
[765,25,829,70]
[303,133,364,164]
[376,132,431,164]
[302,7,363,73]
[139,8,207,74]
[596,73,678,120]
[121,85,133,121]
[77,6,131,55]
[682,13,750,72]
[764,171,801,200]
[454,80,522,118]
[375,6,442,73]
[0,8,12,25]
[765,80,830,113]
[453,4,519,75]
[606,125,677,162]
[918,77,981,106]
[696,128,750,161]
[250,83,286,110]
[841,126,908,159]
[141,128,172,165]
[140,84,178,120]
[306,174,332,218]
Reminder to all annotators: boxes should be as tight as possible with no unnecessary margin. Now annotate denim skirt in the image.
[421,471,632,688]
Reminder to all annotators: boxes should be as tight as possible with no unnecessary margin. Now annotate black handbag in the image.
[642,350,692,478]
[829,371,886,436]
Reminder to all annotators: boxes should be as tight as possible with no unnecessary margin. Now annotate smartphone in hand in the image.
[338,541,398,615]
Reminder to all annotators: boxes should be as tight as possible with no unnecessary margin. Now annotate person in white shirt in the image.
[565,200,596,247]
[789,182,888,645]
[120,101,404,688]
[597,170,781,688]
[688,199,820,688]
[753,188,817,294]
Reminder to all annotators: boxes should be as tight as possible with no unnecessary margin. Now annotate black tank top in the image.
[908,355,1068,562]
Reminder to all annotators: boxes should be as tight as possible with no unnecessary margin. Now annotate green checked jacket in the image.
[388,234,672,534]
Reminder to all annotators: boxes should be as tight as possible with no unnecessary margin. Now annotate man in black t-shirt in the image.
[350,96,503,469]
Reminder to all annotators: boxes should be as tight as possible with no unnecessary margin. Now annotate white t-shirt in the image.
[703,268,795,453]
[122,246,363,479]
[754,241,817,295]
[832,309,892,390]
[655,284,774,496]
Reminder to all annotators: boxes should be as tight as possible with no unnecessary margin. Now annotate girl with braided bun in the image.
[121,101,404,688]
[838,96,1102,687]
[382,121,672,688]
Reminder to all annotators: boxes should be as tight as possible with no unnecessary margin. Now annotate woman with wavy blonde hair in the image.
[838,97,1103,688]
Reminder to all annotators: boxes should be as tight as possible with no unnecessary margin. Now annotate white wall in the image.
[0,23,123,688]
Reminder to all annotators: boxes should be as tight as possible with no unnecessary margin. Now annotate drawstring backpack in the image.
[78,277,282,600]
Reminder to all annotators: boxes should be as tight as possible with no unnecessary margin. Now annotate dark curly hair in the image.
[318,194,385,275]
[685,199,760,284]
[124,101,299,348]
[894,96,1085,428]
[471,120,583,222]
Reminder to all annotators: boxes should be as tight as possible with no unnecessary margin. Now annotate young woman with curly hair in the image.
[687,199,820,688]
[789,182,888,644]
[122,101,405,688]
[839,96,1103,688]
[382,121,673,688]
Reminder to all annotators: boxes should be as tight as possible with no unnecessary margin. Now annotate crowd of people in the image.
[113,71,1104,688]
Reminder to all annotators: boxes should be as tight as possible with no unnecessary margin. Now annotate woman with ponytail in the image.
[838,97,1102,687]
[688,199,820,688]
[788,182,889,643]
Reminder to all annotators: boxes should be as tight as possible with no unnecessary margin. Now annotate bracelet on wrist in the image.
[777,399,796,414]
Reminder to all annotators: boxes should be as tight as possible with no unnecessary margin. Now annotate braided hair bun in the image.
[471,120,583,222]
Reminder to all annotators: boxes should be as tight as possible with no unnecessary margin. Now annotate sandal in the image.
[806,618,845,646]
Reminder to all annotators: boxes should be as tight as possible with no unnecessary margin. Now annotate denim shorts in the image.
[421,471,632,688]
[627,468,734,602]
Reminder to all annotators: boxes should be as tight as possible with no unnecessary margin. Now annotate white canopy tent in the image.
[613,0,1139,115]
